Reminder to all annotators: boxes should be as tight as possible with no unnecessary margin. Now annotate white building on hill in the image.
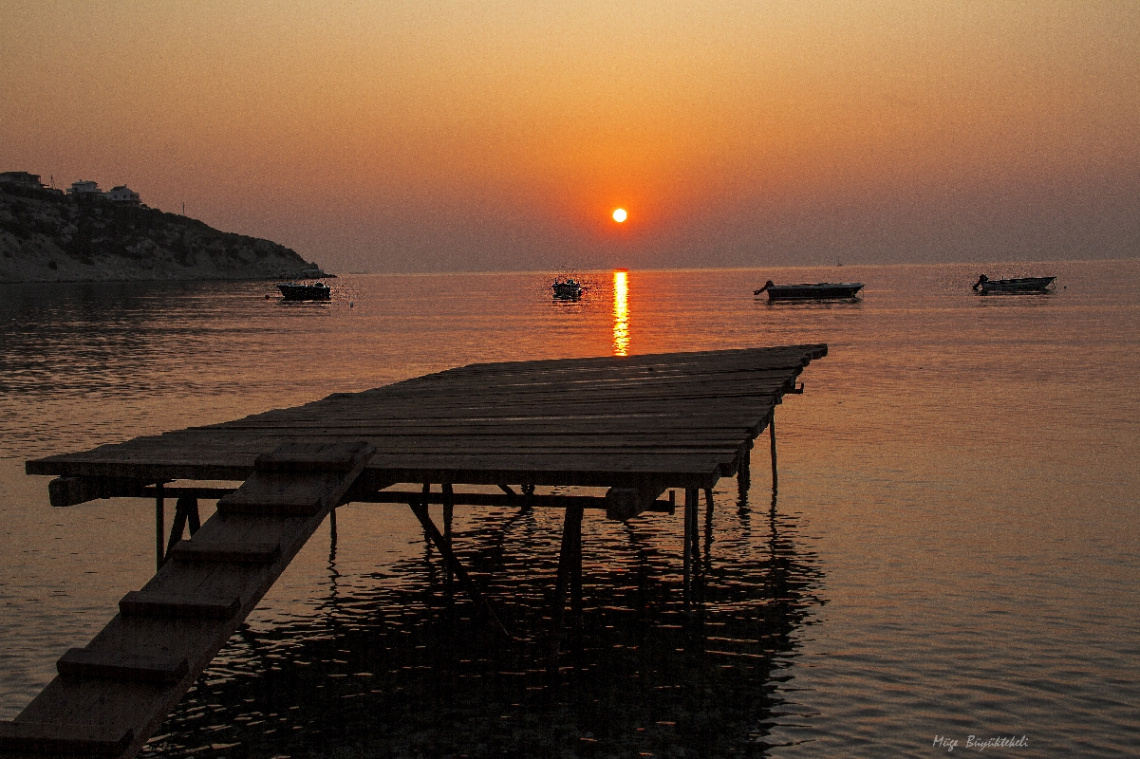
[107,185,140,205]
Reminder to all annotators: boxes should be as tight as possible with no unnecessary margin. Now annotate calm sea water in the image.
[1,262,1137,758]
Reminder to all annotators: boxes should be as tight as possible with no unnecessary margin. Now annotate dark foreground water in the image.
[1,262,1137,757]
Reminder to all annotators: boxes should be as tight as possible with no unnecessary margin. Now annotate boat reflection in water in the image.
[613,269,629,356]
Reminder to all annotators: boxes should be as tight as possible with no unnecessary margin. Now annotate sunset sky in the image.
[3,1,1138,273]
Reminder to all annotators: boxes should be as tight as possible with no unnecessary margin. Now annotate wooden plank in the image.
[57,648,189,685]
[254,442,374,472]
[118,591,240,620]
[216,441,374,515]
[215,492,322,516]
[0,720,133,757]
[166,540,280,564]
[327,370,797,400]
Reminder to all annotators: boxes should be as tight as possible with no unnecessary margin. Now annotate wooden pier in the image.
[1,344,825,758]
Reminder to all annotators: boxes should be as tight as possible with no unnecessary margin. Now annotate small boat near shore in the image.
[277,280,331,301]
[754,280,864,301]
[552,278,583,300]
[972,275,1055,295]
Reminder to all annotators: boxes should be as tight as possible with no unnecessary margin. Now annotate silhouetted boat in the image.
[754,280,863,301]
[972,275,1055,295]
[277,281,331,301]
[552,278,583,300]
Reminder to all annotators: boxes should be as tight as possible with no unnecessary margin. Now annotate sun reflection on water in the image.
[612,269,629,356]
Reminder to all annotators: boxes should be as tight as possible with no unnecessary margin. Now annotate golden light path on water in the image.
[612,269,629,355]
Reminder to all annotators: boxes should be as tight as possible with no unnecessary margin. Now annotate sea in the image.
[0,261,1137,758]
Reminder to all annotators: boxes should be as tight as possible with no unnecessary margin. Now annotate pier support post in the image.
[703,487,715,569]
[769,410,778,493]
[442,483,455,589]
[683,487,698,607]
[408,495,511,640]
[163,495,201,563]
[738,441,751,492]
[442,483,454,544]
[154,483,165,571]
[570,518,583,617]
[549,502,584,670]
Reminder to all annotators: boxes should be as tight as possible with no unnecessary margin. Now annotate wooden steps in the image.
[1,441,374,759]
[117,591,241,620]
[165,539,280,564]
[56,648,189,685]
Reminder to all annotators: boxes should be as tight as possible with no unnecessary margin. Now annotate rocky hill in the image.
[0,183,330,283]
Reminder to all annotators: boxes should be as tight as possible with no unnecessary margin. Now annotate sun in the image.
[612,208,627,223]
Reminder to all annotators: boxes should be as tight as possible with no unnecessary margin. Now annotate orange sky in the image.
[3,1,1138,273]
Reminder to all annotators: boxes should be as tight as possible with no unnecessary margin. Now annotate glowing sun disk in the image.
[612,208,627,223]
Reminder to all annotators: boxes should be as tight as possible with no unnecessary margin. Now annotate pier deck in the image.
[3,344,826,758]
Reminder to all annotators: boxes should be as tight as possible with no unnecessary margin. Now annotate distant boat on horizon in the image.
[972,274,1056,295]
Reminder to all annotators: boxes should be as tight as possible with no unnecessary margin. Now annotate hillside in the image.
[0,183,329,283]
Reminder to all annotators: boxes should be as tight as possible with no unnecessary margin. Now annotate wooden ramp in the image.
[8,344,827,758]
[0,442,373,758]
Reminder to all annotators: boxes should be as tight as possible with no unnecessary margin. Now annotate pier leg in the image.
[442,483,454,544]
[738,441,751,493]
[442,483,455,590]
[163,495,199,562]
[154,483,165,571]
[570,517,583,617]
[549,502,584,670]
[769,411,778,494]
[329,506,337,542]
[408,496,512,640]
[187,496,200,535]
[683,488,698,607]
[703,487,715,570]
[419,482,432,547]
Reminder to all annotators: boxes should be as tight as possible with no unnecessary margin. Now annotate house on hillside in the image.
[0,171,43,188]
[69,180,101,197]
[107,185,140,205]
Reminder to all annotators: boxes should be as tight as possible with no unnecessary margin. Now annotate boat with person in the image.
[277,280,331,301]
[754,280,864,301]
[972,274,1056,295]
[552,278,583,300]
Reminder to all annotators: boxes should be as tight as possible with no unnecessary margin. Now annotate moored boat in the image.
[552,278,583,300]
[277,280,331,301]
[754,280,864,301]
[972,275,1055,295]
